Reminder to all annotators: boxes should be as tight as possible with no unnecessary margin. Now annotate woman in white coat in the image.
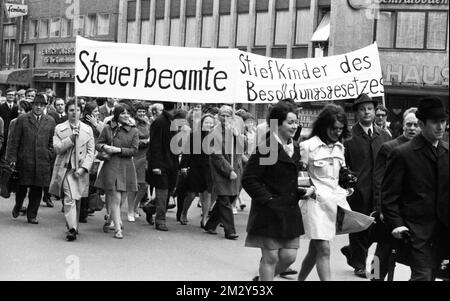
[297,104,352,281]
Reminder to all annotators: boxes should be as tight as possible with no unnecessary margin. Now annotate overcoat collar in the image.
[411,134,448,162]
[267,132,300,166]
[353,123,382,140]
[307,135,344,153]
[58,121,91,146]
[109,120,132,132]
[27,112,46,129]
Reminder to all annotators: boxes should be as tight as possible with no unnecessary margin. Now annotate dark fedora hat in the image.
[352,93,379,111]
[31,92,47,105]
[416,97,448,121]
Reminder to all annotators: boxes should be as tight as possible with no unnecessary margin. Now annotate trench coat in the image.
[381,134,449,268]
[6,113,55,187]
[242,133,304,239]
[94,120,139,192]
[344,123,391,214]
[299,136,352,240]
[209,125,243,196]
[49,121,95,199]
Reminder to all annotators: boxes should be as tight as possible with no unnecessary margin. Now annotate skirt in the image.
[245,234,300,250]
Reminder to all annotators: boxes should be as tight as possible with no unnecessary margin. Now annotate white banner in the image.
[4,3,28,18]
[75,36,384,104]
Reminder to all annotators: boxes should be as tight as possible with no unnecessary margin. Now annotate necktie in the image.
[368,128,372,138]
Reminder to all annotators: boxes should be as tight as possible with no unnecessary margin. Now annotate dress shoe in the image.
[20,207,27,216]
[66,228,77,242]
[204,228,217,235]
[144,211,154,225]
[340,246,355,269]
[240,204,246,210]
[28,218,39,224]
[103,221,112,233]
[225,233,239,240]
[155,224,168,231]
[279,267,298,277]
[354,268,367,278]
[12,207,20,218]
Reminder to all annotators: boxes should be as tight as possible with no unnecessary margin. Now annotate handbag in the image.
[338,166,358,189]
[0,163,19,198]
[88,192,104,211]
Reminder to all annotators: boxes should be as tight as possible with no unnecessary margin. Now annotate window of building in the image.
[295,8,310,45]
[127,21,137,43]
[218,14,231,48]
[73,16,85,36]
[201,15,214,47]
[39,19,49,38]
[170,18,181,46]
[141,19,151,44]
[236,13,249,48]
[185,17,197,47]
[30,20,39,39]
[274,10,290,46]
[255,12,269,47]
[85,14,97,37]
[3,24,16,38]
[155,19,165,45]
[50,18,61,37]
[3,39,16,66]
[375,10,448,50]
[61,18,72,37]
[97,14,110,36]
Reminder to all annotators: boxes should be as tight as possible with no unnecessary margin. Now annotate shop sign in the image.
[383,64,449,86]
[3,3,28,18]
[348,0,448,9]
[33,69,74,81]
[41,47,76,64]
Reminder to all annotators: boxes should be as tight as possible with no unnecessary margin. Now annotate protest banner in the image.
[75,36,384,103]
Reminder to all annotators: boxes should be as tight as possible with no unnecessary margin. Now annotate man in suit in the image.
[341,93,391,278]
[0,88,19,161]
[382,97,449,281]
[48,98,68,125]
[25,88,37,102]
[7,93,56,224]
[98,98,117,122]
[49,98,95,241]
[371,107,421,280]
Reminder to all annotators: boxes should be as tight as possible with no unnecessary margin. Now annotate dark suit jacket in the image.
[344,123,391,214]
[381,134,449,268]
[242,134,304,239]
[373,134,409,212]
[0,102,19,155]
[98,104,113,122]
[47,111,68,125]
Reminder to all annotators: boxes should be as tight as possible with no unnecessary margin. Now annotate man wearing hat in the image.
[341,93,391,278]
[381,96,449,281]
[6,92,56,224]
[0,88,19,161]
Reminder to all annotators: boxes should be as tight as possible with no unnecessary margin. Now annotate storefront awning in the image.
[311,12,330,42]
[0,69,32,86]
[385,85,449,97]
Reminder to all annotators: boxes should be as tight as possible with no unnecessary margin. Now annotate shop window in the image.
[185,17,197,47]
[236,13,249,47]
[274,10,290,46]
[255,12,269,47]
[427,12,448,50]
[375,10,448,50]
[61,18,72,37]
[50,18,61,38]
[201,15,214,47]
[218,14,231,48]
[141,19,151,44]
[127,20,138,43]
[73,16,85,36]
[85,14,97,37]
[39,19,49,38]
[295,8,310,45]
[97,14,110,36]
[30,20,39,39]
[170,18,181,46]
[155,18,165,45]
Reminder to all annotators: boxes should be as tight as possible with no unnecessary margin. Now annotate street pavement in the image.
[0,190,410,281]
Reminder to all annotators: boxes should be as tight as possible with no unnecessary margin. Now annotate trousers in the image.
[205,195,236,236]
[63,175,81,231]
[15,185,43,220]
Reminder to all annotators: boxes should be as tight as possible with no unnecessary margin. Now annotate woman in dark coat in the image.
[242,101,314,281]
[127,102,150,222]
[179,113,215,226]
[95,104,139,239]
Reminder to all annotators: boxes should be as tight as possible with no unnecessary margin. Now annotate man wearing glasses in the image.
[0,88,19,162]
[375,105,392,138]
